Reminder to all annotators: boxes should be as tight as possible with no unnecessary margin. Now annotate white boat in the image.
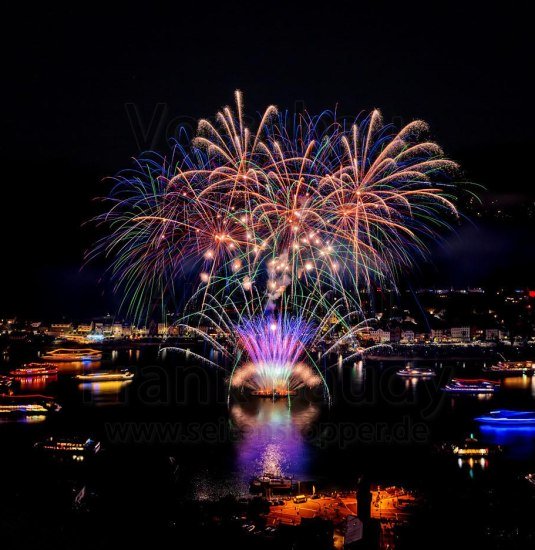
[396,367,436,378]
[41,348,102,362]
[443,378,500,394]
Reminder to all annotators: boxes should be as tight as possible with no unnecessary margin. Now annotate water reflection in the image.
[78,380,132,406]
[457,456,488,479]
[17,375,57,393]
[350,361,365,391]
[187,398,321,500]
[502,376,531,390]
[0,414,47,424]
[231,398,320,482]
[480,425,535,459]
[54,361,101,374]
[476,393,493,401]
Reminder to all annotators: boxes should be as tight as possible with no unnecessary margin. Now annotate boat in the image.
[264,475,293,490]
[250,472,293,491]
[41,348,102,362]
[0,394,61,416]
[10,363,59,377]
[34,436,101,461]
[475,409,535,426]
[75,369,134,382]
[396,367,436,378]
[251,389,298,398]
[483,361,535,375]
[442,378,500,394]
[438,434,501,457]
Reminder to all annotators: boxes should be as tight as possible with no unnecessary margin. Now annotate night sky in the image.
[1,2,533,320]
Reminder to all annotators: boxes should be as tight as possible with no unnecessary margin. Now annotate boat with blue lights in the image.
[475,409,535,426]
[443,378,500,394]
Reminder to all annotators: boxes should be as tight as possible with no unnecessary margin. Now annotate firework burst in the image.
[230,315,320,396]
[92,91,467,399]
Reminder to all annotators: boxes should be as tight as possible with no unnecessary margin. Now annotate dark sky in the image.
[1,2,534,320]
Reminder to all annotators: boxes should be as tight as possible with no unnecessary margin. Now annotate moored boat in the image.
[484,361,535,375]
[250,472,293,491]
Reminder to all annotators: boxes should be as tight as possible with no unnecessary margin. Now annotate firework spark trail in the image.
[231,315,321,393]
[92,91,467,396]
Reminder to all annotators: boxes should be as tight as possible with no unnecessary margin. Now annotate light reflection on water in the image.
[78,380,132,405]
[350,361,365,390]
[0,414,47,424]
[501,376,532,390]
[457,456,488,480]
[475,393,494,401]
[4,350,535,494]
[17,375,58,392]
[480,425,535,459]
[55,361,102,374]
[231,399,319,477]
[190,398,320,500]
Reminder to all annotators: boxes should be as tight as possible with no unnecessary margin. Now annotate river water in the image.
[2,345,535,547]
